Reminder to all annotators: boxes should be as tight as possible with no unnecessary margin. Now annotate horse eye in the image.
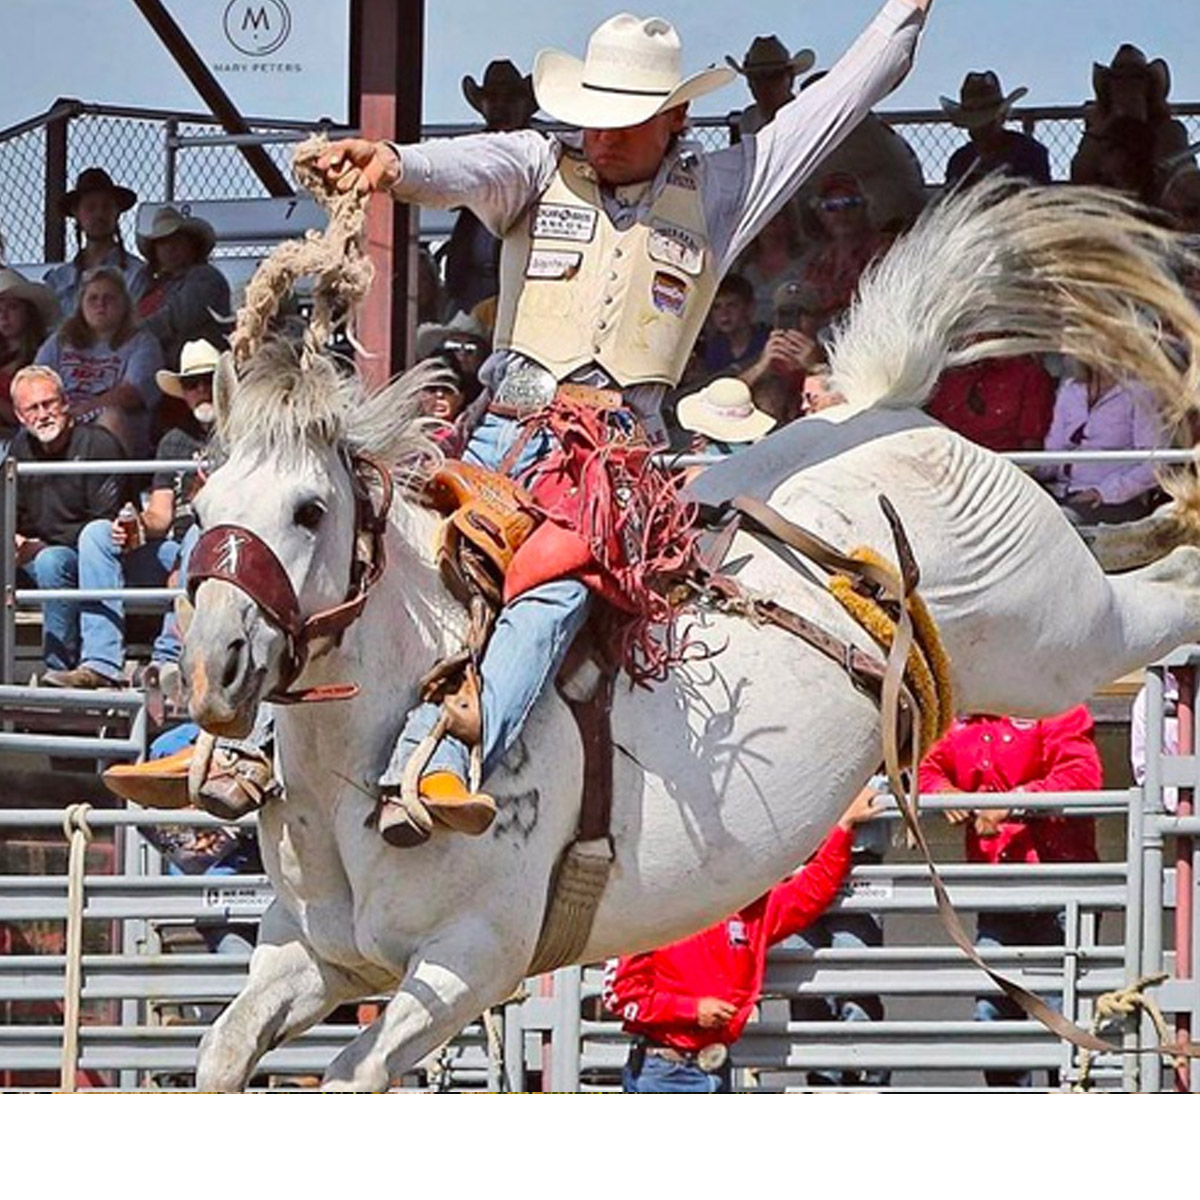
[294,499,326,531]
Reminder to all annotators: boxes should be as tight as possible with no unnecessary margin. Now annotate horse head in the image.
[183,339,440,738]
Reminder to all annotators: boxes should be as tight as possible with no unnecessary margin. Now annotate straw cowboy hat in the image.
[940,71,1028,129]
[60,167,137,219]
[676,376,775,443]
[0,267,59,328]
[462,59,537,116]
[155,338,221,399]
[1094,44,1171,106]
[725,35,815,78]
[137,206,217,260]
[534,13,734,130]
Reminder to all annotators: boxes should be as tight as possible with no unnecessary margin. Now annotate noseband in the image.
[186,452,394,703]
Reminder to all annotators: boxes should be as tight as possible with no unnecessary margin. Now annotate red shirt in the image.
[602,825,853,1052]
[918,706,1101,865]
[926,356,1055,452]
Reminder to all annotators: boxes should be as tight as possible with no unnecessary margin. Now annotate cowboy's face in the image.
[13,377,70,446]
[74,191,120,240]
[583,105,688,186]
[749,68,794,114]
[710,291,754,337]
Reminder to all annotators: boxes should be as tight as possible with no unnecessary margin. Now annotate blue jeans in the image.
[382,414,591,788]
[975,910,1066,1088]
[18,544,79,670]
[622,1050,732,1093]
[76,517,180,677]
[787,905,889,1087]
[150,522,200,665]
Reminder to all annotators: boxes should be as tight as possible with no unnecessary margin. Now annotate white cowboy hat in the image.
[0,267,59,329]
[156,338,221,399]
[676,376,775,444]
[534,13,734,130]
[137,205,217,260]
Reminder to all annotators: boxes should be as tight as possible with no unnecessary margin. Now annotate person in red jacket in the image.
[918,704,1101,1087]
[603,786,882,1092]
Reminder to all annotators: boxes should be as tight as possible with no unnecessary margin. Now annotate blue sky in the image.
[2,1,1198,131]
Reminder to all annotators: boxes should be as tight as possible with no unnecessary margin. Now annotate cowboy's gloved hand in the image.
[315,138,401,195]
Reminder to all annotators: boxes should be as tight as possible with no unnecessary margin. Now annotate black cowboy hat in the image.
[725,35,815,77]
[940,70,1028,129]
[1094,44,1171,105]
[60,167,137,219]
[462,59,536,117]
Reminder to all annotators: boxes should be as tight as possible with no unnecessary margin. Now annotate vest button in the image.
[597,320,608,331]
[613,248,623,259]
[603,295,613,305]
[609,271,618,281]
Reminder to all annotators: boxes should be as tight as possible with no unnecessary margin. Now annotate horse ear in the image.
[213,350,238,427]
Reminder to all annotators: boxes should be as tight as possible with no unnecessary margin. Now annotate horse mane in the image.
[214,337,444,485]
[829,177,1200,430]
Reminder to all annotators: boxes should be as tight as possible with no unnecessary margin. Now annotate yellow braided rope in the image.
[1073,973,1184,1091]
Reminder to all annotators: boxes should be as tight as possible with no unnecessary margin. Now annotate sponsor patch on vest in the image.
[531,203,597,243]
[648,222,704,275]
[526,248,583,280]
[651,270,688,316]
[666,165,698,191]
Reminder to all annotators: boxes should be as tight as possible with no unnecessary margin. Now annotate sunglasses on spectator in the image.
[443,338,482,354]
[819,195,865,212]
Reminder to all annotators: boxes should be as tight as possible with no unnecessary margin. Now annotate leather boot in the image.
[376,771,496,849]
[104,744,275,819]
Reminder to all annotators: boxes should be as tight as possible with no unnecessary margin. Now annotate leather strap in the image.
[563,665,617,844]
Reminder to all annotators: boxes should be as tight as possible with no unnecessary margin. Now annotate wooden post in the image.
[350,0,424,386]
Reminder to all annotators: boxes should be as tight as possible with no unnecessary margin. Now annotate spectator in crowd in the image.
[1162,166,1200,302]
[603,787,884,1092]
[1131,670,1180,815]
[416,351,472,458]
[726,35,816,139]
[699,273,770,377]
[0,268,59,441]
[441,60,539,318]
[415,314,490,405]
[919,705,1101,1088]
[1071,45,1192,193]
[41,340,220,690]
[739,279,829,423]
[941,71,1051,189]
[675,376,776,460]
[794,172,892,324]
[45,168,148,317]
[8,365,125,674]
[1040,363,1168,525]
[35,265,163,457]
[136,207,231,380]
[795,73,928,234]
[926,354,1056,452]
[1087,115,1163,207]
[787,772,892,1087]
[735,203,809,325]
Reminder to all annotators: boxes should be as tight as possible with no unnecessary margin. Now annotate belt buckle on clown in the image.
[696,1043,728,1072]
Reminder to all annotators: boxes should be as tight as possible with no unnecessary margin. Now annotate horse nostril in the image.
[222,638,246,690]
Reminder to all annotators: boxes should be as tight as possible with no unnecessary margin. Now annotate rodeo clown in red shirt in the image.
[918,704,1101,1087]
[603,787,883,1092]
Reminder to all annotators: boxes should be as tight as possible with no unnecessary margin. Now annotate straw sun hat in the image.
[676,377,775,444]
[534,13,734,130]
[0,267,59,328]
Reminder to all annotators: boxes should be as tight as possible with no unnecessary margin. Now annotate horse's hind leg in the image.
[1108,546,1200,669]
[321,946,517,1092]
[196,911,360,1091]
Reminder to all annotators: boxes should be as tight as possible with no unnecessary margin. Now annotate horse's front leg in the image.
[321,936,520,1092]
[196,906,362,1091]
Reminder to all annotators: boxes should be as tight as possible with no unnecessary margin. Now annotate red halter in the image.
[186,453,394,704]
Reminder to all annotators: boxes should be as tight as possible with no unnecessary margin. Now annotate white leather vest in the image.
[493,151,717,388]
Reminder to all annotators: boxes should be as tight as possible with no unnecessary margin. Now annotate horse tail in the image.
[827,177,1200,430]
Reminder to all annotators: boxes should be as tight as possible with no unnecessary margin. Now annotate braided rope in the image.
[230,134,375,366]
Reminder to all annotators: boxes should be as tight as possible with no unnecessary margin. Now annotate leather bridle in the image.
[186,452,394,704]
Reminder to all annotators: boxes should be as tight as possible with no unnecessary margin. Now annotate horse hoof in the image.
[377,794,434,848]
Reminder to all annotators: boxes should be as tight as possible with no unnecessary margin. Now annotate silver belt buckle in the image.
[696,1043,728,1072]
[494,362,557,417]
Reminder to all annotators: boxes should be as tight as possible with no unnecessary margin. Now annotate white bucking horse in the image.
[183,181,1200,1090]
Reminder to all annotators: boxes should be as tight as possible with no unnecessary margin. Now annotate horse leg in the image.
[196,913,361,1091]
[321,943,515,1092]
[1108,546,1200,669]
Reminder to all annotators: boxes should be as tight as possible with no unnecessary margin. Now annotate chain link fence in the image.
[3,100,1199,267]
